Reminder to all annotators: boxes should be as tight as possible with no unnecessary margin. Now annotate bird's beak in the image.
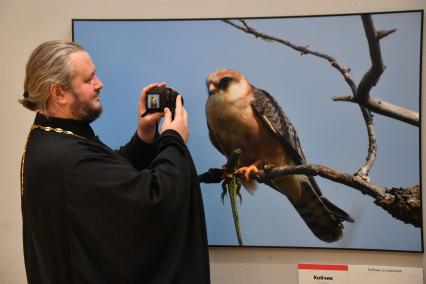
[207,82,216,96]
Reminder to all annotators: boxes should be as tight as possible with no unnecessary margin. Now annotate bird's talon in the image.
[238,165,259,181]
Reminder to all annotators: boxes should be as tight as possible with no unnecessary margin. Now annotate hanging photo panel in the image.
[73,10,422,251]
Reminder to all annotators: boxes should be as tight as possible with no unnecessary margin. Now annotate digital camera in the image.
[144,87,182,116]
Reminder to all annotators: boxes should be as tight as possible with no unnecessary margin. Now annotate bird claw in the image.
[238,165,259,180]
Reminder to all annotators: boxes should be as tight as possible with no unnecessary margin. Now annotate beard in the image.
[70,92,103,123]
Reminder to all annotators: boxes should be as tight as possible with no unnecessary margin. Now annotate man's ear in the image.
[50,84,69,106]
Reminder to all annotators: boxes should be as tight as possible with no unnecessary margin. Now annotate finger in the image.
[139,83,160,112]
[163,107,172,125]
[140,83,159,100]
[143,111,164,123]
[181,106,188,124]
[174,95,184,117]
[140,82,167,101]
[184,109,189,140]
[176,95,183,108]
[180,101,188,119]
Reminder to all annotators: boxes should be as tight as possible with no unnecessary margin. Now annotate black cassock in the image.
[21,113,210,284]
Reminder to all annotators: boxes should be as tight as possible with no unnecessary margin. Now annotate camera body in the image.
[145,86,182,114]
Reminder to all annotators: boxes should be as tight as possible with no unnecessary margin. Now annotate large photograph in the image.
[73,10,422,251]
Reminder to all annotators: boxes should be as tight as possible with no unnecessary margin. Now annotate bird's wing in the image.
[250,87,307,165]
[250,87,324,197]
[251,88,354,224]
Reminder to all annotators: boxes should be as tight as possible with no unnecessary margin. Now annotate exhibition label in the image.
[298,264,423,284]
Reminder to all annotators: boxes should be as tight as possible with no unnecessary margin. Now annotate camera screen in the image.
[147,94,161,110]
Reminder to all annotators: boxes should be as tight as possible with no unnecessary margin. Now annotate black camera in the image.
[143,86,183,117]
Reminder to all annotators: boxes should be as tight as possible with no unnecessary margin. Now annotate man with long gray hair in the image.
[20,40,210,284]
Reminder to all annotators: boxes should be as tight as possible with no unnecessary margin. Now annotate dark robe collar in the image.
[33,112,97,140]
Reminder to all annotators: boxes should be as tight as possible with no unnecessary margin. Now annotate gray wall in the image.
[1,0,424,283]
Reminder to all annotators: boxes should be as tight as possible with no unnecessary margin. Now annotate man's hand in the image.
[161,95,189,143]
[137,83,165,143]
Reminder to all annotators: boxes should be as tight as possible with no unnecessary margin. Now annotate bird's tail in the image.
[271,176,354,243]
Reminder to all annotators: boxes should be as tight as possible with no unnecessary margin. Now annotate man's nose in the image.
[94,75,104,90]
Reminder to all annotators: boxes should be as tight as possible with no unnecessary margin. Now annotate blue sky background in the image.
[73,11,422,251]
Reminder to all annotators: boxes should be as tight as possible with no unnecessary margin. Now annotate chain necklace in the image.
[20,124,86,196]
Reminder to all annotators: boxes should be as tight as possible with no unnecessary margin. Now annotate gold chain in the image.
[20,124,86,196]
[30,124,86,139]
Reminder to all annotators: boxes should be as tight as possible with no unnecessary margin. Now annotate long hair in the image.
[19,40,84,114]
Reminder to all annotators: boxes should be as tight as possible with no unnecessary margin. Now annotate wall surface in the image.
[0,0,424,283]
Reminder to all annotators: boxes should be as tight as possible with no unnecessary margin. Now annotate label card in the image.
[298,264,348,284]
[298,263,423,284]
[349,265,423,284]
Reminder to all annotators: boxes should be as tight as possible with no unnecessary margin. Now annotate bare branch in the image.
[198,166,420,227]
[333,95,420,126]
[253,164,385,198]
[356,107,377,178]
[223,19,357,95]
[375,185,421,227]
[224,18,419,127]
[352,15,419,126]
[356,15,386,101]
[218,16,421,228]
[376,28,397,40]
[199,165,384,198]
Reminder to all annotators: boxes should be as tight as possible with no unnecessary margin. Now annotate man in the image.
[19,40,210,284]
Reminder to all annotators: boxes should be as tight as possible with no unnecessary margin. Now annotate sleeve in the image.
[64,129,194,282]
[116,131,158,170]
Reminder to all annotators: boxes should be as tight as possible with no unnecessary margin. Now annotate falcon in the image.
[205,68,354,242]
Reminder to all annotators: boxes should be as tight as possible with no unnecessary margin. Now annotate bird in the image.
[205,68,354,243]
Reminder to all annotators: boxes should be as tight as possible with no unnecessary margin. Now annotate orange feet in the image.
[238,164,259,181]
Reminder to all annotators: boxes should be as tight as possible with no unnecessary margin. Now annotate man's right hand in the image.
[137,83,166,143]
[160,95,189,143]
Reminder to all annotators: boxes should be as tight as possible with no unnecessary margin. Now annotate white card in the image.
[348,265,423,284]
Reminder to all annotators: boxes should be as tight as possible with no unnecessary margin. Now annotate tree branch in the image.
[356,107,377,179]
[223,18,419,126]
[356,15,386,101]
[377,28,397,40]
[375,185,421,227]
[198,165,420,227]
[257,164,385,198]
[333,95,420,126]
[218,16,421,228]
[223,19,357,95]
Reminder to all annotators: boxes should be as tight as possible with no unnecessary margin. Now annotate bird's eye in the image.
[218,76,233,90]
